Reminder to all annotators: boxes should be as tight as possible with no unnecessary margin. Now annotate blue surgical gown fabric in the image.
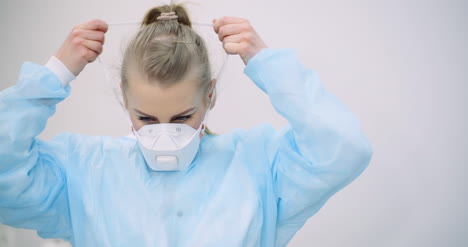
[0,48,372,247]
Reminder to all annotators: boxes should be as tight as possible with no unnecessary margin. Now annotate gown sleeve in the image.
[0,60,75,242]
[243,48,373,246]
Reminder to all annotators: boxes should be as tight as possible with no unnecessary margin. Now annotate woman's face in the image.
[123,72,215,135]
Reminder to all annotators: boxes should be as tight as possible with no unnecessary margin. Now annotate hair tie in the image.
[156,11,178,21]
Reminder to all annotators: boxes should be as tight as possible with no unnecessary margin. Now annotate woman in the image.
[0,3,372,247]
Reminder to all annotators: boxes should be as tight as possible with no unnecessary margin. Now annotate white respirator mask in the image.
[131,99,213,172]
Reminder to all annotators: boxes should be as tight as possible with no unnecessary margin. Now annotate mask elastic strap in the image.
[200,84,217,135]
[106,21,213,27]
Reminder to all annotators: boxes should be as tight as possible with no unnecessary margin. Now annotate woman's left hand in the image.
[213,17,268,65]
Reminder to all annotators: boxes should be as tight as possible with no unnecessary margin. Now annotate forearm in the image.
[0,61,71,169]
[0,60,74,239]
[245,48,372,177]
[0,60,72,208]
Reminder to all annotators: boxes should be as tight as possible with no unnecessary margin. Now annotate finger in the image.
[80,30,105,43]
[82,39,103,55]
[87,50,99,62]
[80,46,99,62]
[223,42,243,55]
[77,19,108,33]
[217,24,247,42]
[222,34,243,45]
[213,16,247,33]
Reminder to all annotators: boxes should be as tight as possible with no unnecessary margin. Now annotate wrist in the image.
[45,55,77,86]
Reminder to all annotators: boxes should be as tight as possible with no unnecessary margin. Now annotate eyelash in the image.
[137,115,192,123]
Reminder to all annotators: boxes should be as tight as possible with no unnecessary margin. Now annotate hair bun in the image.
[141,4,192,28]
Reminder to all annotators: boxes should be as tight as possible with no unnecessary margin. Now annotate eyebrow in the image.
[133,107,196,121]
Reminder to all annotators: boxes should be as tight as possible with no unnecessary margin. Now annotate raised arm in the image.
[244,48,372,246]
[0,19,107,242]
[213,16,372,247]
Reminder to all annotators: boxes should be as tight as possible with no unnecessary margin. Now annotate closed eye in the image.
[172,115,192,123]
[138,116,157,122]
[137,115,192,123]
[134,107,196,124]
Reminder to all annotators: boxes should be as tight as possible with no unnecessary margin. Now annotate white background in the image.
[0,0,467,246]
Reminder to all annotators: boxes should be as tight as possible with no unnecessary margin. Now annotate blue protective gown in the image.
[0,48,372,247]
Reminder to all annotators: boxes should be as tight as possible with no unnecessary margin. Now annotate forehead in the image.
[125,73,203,116]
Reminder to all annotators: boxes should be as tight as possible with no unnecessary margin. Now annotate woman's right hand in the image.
[54,19,108,76]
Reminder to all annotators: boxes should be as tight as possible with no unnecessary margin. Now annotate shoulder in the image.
[204,123,277,145]
[232,123,293,147]
[202,123,290,160]
[45,132,137,157]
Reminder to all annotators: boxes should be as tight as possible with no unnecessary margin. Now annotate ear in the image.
[208,78,217,110]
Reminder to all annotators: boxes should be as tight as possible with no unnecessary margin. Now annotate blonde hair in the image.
[120,3,216,135]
